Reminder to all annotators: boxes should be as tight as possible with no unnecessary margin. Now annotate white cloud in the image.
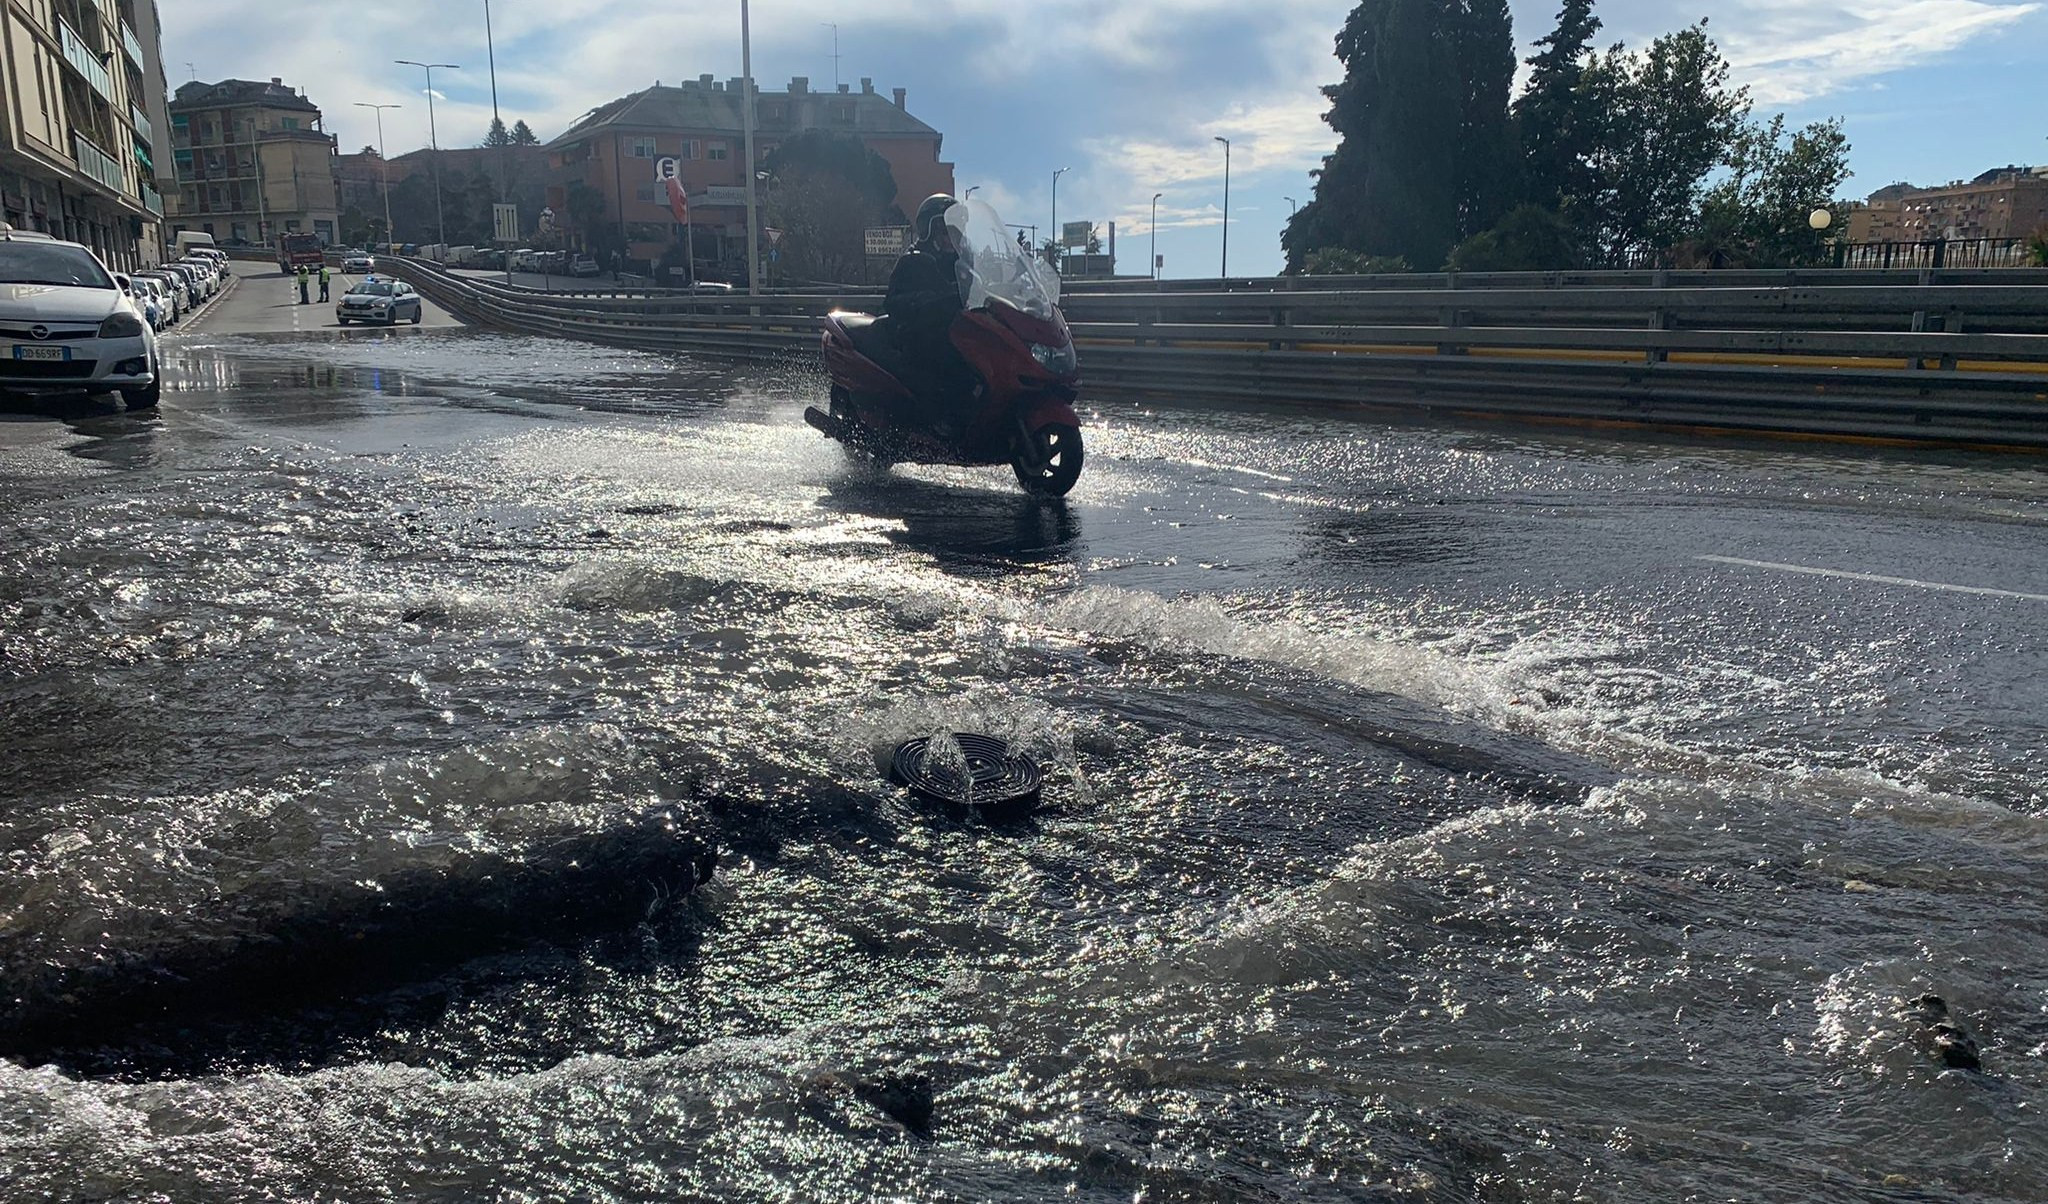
[1713,0,2042,104]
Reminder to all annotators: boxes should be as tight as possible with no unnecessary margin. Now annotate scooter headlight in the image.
[1030,342,1077,375]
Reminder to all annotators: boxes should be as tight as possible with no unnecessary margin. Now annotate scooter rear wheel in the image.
[1012,422,1084,498]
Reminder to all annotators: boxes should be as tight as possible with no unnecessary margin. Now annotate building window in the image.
[207,186,223,208]
[706,142,728,162]
[679,140,699,161]
[282,117,299,131]
[829,103,854,125]
[629,136,656,158]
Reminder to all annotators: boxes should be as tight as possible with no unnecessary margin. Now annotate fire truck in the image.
[275,232,325,275]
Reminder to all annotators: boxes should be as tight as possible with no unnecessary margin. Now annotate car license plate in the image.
[10,345,70,362]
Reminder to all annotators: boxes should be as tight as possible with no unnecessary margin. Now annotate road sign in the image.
[1062,221,1092,249]
[654,156,679,182]
[865,226,909,257]
[492,204,518,243]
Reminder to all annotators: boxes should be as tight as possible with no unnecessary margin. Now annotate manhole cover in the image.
[891,733,1043,815]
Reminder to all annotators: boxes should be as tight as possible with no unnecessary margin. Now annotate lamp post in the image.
[484,0,511,284]
[1214,136,1231,279]
[742,0,760,295]
[394,59,459,246]
[353,102,400,250]
[1150,192,1162,282]
[1285,196,1299,216]
[1051,166,1070,273]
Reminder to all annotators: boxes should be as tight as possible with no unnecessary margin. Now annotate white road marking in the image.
[1698,556,2048,603]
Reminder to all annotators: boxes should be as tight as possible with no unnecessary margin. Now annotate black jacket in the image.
[884,246,963,348]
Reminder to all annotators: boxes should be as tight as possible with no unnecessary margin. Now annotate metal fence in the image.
[381,257,2048,451]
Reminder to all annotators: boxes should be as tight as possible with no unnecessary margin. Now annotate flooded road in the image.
[3,320,2046,1202]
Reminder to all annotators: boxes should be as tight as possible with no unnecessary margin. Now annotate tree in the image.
[1445,203,1581,271]
[359,144,380,158]
[1449,0,1517,240]
[1514,0,1603,212]
[2030,228,2048,268]
[511,120,540,146]
[1577,21,1750,264]
[1693,115,1852,267]
[762,130,906,283]
[1283,1,1516,273]
[1284,1,1464,272]
[483,117,511,148]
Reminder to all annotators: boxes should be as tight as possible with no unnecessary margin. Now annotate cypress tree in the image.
[1284,1,1517,272]
[1514,0,1603,212]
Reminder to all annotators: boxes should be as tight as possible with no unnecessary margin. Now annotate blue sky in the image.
[167,1,2047,276]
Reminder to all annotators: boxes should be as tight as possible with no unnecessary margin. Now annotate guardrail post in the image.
[1646,307,1672,364]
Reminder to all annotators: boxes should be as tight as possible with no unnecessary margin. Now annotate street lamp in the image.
[964,185,979,200]
[1051,166,1070,272]
[1215,136,1231,279]
[1809,208,1833,231]
[742,0,760,295]
[354,102,400,250]
[1285,196,1299,216]
[394,59,459,246]
[1151,192,1162,282]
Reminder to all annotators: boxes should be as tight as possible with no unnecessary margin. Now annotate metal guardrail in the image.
[381,257,2048,451]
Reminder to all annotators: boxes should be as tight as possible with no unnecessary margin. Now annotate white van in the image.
[173,231,217,257]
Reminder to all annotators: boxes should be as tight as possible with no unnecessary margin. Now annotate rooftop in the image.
[551,76,936,146]
[171,78,322,115]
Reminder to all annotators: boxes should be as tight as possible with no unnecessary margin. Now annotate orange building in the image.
[543,75,954,276]
[1847,168,2048,243]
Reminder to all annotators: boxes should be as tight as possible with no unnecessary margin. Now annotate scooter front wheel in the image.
[1012,422,1084,498]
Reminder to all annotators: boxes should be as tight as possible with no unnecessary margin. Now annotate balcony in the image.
[57,18,114,102]
[130,104,151,145]
[140,182,162,216]
[121,20,143,67]
[73,132,124,195]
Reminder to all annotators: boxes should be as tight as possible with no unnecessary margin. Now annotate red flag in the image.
[666,177,690,226]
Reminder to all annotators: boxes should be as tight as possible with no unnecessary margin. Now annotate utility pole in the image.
[1051,166,1070,273]
[245,117,267,248]
[395,60,459,246]
[821,23,840,90]
[742,0,760,295]
[1215,136,1231,279]
[484,0,510,284]
[353,102,400,249]
[1151,192,1163,282]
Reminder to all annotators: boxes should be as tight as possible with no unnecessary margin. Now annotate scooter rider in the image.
[884,194,977,435]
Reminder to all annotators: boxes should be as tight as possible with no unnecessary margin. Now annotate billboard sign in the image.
[865,226,910,257]
[1062,220,1092,249]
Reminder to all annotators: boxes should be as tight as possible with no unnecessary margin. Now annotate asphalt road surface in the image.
[2,309,2045,1202]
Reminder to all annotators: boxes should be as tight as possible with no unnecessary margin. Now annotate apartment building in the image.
[1847,167,2048,243]
[0,0,169,267]
[545,75,954,271]
[166,76,339,246]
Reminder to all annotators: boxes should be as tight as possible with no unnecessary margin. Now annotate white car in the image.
[335,277,423,326]
[0,228,159,408]
[343,253,374,274]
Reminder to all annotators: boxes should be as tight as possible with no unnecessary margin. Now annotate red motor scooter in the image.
[805,200,1085,498]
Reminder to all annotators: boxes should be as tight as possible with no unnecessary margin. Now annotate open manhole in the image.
[891,733,1043,817]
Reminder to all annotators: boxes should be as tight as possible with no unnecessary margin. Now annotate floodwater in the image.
[3,328,2045,1202]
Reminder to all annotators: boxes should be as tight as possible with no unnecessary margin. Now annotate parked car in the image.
[343,252,375,274]
[683,280,736,294]
[568,255,601,277]
[121,275,162,330]
[335,278,424,326]
[134,271,185,322]
[188,247,231,276]
[0,228,160,408]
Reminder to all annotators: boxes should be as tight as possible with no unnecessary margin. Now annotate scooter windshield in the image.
[952,199,1062,320]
